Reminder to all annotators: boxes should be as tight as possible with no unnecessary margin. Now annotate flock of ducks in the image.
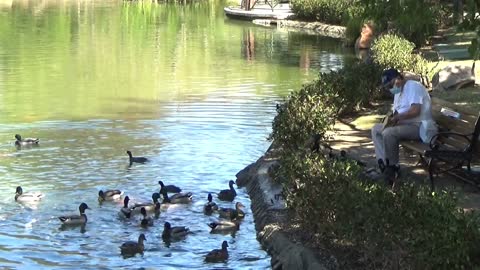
[13,134,247,263]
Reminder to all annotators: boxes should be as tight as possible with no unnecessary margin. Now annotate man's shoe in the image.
[378,159,386,173]
[383,165,400,187]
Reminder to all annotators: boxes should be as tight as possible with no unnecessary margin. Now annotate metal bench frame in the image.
[402,113,480,191]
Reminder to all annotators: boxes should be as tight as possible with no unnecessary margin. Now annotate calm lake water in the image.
[0,0,352,268]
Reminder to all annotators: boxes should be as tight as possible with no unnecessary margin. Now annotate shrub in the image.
[276,150,480,269]
[358,0,441,46]
[371,34,433,84]
[268,80,337,150]
[269,61,382,150]
[290,0,357,25]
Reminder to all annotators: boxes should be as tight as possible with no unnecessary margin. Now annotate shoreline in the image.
[235,144,338,269]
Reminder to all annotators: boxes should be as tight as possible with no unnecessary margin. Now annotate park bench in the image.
[400,97,480,191]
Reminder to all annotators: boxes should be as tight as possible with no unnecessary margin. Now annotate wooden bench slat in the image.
[399,97,480,190]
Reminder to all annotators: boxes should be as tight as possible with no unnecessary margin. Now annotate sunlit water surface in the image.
[0,0,353,268]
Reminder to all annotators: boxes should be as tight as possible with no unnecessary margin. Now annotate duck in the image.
[205,241,229,263]
[160,189,193,204]
[208,219,240,233]
[218,202,245,219]
[162,221,190,240]
[130,193,161,215]
[15,186,44,202]
[98,189,124,202]
[119,196,132,219]
[158,180,182,193]
[14,134,39,147]
[58,203,90,225]
[140,207,154,227]
[126,150,148,165]
[120,233,146,257]
[218,180,236,202]
[203,193,218,215]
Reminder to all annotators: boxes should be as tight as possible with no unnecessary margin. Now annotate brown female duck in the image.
[205,240,229,263]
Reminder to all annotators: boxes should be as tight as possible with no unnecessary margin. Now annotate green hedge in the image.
[269,61,382,150]
[290,0,358,25]
[371,34,433,85]
[276,151,480,269]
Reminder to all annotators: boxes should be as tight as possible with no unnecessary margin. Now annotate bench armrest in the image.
[430,131,473,150]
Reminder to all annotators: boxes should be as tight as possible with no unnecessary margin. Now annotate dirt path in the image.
[328,117,480,211]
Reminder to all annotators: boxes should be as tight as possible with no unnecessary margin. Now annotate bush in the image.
[269,80,337,150]
[276,150,480,269]
[357,0,442,46]
[371,34,433,84]
[269,61,382,150]
[290,0,358,25]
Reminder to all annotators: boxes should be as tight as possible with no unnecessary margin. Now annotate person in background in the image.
[354,21,375,63]
[371,68,433,184]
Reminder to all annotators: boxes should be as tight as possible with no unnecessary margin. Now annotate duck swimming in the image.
[58,203,90,225]
[130,193,161,215]
[161,189,193,204]
[120,233,146,257]
[162,221,190,240]
[14,134,39,147]
[126,150,148,165]
[208,219,240,234]
[158,180,182,193]
[218,180,236,202]
[98,189,124,202]
[218,202,245,219]
[203,193,218,215]
[15,186,44,203]
[205,241,229,263]
[140,207,154,227]
[119,196,132,219]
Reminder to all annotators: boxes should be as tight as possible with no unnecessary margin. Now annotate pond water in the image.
[0,0,353,268]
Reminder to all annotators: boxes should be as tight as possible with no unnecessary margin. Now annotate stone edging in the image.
[235,146,337,270]
[252,19,346,39]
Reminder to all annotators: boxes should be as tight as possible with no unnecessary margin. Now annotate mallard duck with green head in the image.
[208,219,240,234]
[140,207,154,227]
[15,134,39,147]
[218,180,236,202]
[162,221,190,240]
[204,193,219,215]
[118,196,132,219]
[98,189,124,202]
[158,180,182,193]
[15,186,44,203]
[58,203,90,225]
[120,233,146,257]
[218,202,245,219]
[161,189,192,204]
[205,241,229,263]
[126,150,148,165]
[131,193,161,215]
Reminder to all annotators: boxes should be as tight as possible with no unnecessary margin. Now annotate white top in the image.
[392,80,432,124]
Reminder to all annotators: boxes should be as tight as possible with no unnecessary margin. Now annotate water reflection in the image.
[0,0,351,268]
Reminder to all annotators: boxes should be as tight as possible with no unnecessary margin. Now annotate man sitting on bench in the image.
[371,68,433,185]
